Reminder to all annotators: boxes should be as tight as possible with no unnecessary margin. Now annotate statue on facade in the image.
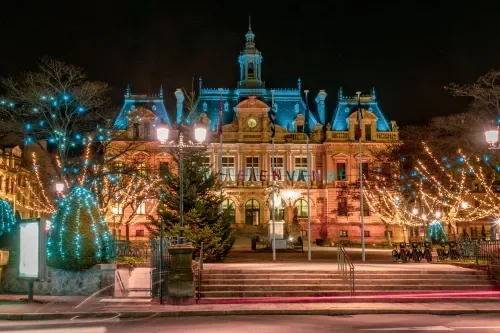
[390,120,399,132]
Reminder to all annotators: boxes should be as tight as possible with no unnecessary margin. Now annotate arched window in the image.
[248,62,255,78]
[245,199,260,225]
[295,199,308,218]
[222,199,236,224]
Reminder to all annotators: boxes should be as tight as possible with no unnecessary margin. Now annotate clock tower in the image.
[238,17,264,89]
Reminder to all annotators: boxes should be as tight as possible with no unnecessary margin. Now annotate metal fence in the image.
[459,239,500,262]
[115,240,151,259]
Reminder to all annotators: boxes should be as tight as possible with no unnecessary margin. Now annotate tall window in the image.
[222,156,235,182]
[144,123,151,140]
[133,123,140,139]
[222,199,236,224]
[245,199,260,225]
[270,157,284,181]
[113,203,124,214]
[137,162,147,177]
[294,157,307,181]
[246,157,259,181]
[159,162,168,179]
[136,201,146,215]
[336,162,346,181]
[201,157,211,179]
[338,197,348,216]
[362,200,370,216]
[297,125,304,133]
[295,199,308,218]
[362,162,369,180]
[365,124,372,140]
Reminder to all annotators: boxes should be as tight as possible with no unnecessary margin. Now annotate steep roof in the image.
[113,87,171,130]
[330,89,391,132]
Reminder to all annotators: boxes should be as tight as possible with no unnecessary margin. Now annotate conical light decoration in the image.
[47,186,114,271]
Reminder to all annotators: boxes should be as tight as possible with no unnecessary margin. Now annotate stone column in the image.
[167,245,195,305]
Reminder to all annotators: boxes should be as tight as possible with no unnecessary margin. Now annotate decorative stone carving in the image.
[199,112,210,126]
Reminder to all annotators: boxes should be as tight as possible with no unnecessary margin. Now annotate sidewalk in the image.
[1,295,500,320]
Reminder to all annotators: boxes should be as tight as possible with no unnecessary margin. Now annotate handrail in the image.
[337,244,354,296]
[116,270,126,293]
[197,242,204,301]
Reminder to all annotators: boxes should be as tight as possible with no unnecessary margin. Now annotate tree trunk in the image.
[385,224,392,248]
[126,224,130,241]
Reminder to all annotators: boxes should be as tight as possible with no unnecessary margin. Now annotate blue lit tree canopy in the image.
[0,57,112,183]
[0,199,16,237]
[47,186,114,271]
[428,221,448,244]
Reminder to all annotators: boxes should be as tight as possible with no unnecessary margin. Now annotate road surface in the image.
[1,314,500,332]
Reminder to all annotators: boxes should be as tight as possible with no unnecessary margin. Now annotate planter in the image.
[316,239,331,247]
[0,249,9,266]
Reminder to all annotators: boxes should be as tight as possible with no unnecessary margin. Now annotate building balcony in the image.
[374,131,399,141]
[326,131,350,141]
[284,133,307,143]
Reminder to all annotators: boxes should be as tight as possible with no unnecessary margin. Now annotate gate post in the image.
[167,244,195,305]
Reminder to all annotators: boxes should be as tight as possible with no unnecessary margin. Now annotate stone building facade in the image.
[108,23,402,244]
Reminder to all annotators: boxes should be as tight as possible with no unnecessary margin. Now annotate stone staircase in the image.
[197,269,497,299]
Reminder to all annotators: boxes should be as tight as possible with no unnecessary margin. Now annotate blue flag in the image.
[304,105,310,137]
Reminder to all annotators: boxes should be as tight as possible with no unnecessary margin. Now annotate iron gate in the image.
[150,237,172,298]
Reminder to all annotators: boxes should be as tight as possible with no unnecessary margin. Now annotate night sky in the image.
[1,1,499,126]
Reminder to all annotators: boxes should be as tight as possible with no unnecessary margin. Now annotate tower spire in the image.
[125,84,131,98]
[159,84,163,98]
[249,15,251,31]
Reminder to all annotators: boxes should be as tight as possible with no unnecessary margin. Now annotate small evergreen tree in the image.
[47,186,114,270]
[149,146,235,262]
[428,221,448,244]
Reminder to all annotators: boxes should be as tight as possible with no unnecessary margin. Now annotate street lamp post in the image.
[156,123,207,245]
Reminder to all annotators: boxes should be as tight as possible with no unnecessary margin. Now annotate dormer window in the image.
[224,101,229,112]
[202,102,208,112]
[344,107,349,113]
[297,125,304,133]
[294,103,299,113]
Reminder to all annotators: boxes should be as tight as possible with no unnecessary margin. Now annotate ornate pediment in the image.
[234,96,269,112]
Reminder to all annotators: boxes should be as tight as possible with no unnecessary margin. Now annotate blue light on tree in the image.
[46,186,114,271]
[0,199,16,237]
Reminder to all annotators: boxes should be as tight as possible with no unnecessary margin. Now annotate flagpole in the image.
[357,91,365,262]
[304,89,311,261]
[271,90,276,261]
[219,88,223,210]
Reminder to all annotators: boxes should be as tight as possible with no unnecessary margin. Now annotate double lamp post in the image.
[155,123,207,245]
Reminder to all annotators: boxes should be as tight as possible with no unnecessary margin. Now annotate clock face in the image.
[247,118,257,128]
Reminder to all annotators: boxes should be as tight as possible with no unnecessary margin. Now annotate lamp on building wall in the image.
[156,123,207,245]
[281,190,299,207]
[55,182,65,193]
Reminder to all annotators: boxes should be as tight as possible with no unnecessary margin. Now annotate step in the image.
[202,269,488,275]
[200,278,494,286]
[198,289,498,298]
[201,273,490,280]
[199,284,496,292]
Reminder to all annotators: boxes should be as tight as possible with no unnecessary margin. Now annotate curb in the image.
[2,308,500,320]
